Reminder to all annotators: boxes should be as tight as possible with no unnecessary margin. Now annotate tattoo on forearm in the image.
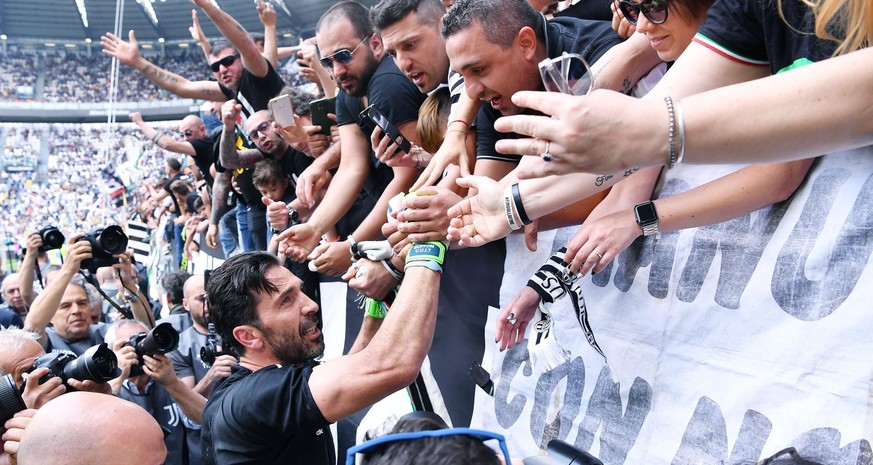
[210,174,230,224]
[238,150,264,168]
[621,77,632,94]
[595,174,614,187]
[623,168,639,178]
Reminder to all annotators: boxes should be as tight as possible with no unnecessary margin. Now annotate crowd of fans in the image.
[0,46,316,104]
[0,0,869,463]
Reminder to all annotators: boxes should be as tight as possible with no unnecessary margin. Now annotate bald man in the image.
[130,112,218,186]
[16,391,166,465]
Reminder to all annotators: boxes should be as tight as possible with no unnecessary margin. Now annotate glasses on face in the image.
[183,130,194,137]
[248,121,272,141]
[538,52,594,96]
[344,428,512,465]
[618,0,669,25]
[319,35,372,70]
[209,54,240,72]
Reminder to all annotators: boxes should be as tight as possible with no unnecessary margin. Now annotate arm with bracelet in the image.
[308,241,446,422]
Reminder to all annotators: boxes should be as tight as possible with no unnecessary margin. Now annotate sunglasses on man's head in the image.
[248,121,272,141]
[319,35,372,70]
[619,0,668,25]
[210,54,240,72]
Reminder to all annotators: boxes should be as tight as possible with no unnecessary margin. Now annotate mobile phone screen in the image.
[366,105,412,154]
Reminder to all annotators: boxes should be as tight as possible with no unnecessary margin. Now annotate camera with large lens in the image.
[199,323,225,366]
[31,343,120,388]
[37,226,65,252]
[126,322,180,376]
[0,374,27,425]
[76,225,129,272]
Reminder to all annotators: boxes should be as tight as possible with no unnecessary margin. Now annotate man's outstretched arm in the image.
[101,30,226,101]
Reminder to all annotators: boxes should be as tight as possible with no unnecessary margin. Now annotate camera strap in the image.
[80,272,134,320]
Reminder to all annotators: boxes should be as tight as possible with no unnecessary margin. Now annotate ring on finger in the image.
[541,141,553,162]
[592,251,604,261]
[507,312,517,325]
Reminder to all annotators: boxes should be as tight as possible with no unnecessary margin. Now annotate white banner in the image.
[471,147,873,464]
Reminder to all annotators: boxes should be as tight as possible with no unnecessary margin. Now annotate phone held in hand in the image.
[361,104,412,154]
[268,94,296,128]
[309,96,338,136]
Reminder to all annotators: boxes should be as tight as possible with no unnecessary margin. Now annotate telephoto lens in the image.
[32,343,120,388]
[127,322,180,376]
[0,374,26,424]
[62,343,122,384]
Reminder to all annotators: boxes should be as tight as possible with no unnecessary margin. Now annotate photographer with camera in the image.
[165,274,236,465]
[107,319,206,465]
[24,231,152,356]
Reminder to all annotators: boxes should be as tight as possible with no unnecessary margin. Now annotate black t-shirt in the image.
[695,0,837,74]
[476,16,622,163]
[119,379,190,465]
[190,133,220,186]
[201,364,335,465]
[335,56,426,199]
[269,145,314,193]
[217,60,286,208]
[218,60,286,127]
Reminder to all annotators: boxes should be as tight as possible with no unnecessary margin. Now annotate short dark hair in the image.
[370,0,446,32]
[169,179,191,196]
[166,157,182,172]
[361,413,500,465]
[317,1,374,39]
[209,39,238,58]
[252,159,289,189]
[160,271,191,306]
[250,33,265,45]
[441,0,543,48]
[206,252,281,357]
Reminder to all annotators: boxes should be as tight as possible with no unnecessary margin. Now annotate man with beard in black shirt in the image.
[201,245,446,464]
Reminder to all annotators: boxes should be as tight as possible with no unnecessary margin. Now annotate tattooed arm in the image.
[101,30,225,101]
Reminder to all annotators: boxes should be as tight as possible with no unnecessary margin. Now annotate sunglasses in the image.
[209,54,240,72]
[618,0,669,25]
[247,121,272,141]
[345,428,512,465]
[182,130,194,137]
[319,35,372,70]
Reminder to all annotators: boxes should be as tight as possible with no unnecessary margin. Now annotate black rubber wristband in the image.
[512,183,532,225]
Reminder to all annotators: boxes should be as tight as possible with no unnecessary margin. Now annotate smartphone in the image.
[309,96,337,136]
[268,94,295,128]
[362,104,412,154]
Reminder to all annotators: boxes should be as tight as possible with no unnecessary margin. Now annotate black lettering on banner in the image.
[773,169,873,320]
[728,410,772,464]
[673,396,730,465]
[529,357,586,448]
[495,343,532,428]
[575,368,652,464]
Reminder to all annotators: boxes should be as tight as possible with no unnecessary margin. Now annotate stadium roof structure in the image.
[0,0,375,46]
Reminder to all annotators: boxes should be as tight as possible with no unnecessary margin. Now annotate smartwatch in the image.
[633,201,660,238]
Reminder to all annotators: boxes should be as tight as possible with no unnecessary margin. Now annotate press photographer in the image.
[106,319,207,465]
[23,230,152,356]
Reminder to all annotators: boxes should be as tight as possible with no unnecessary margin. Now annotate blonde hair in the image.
[782,0,871,55]
[415,87,452,154]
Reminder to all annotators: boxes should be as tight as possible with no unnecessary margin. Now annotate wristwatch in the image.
[633,201,660,238]
[287,205,300,227]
